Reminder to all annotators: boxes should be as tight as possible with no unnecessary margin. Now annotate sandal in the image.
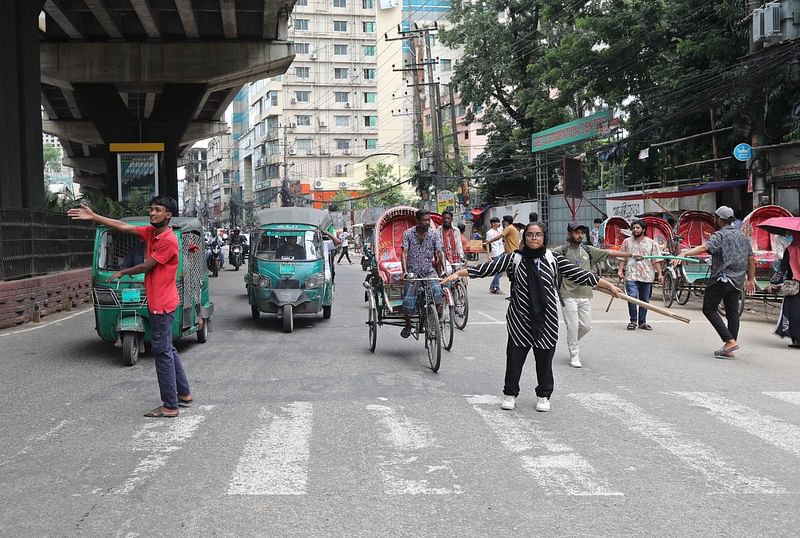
[713,349,736,359]
[627,323,637,330]
[400,326,412,339]
[144,406,179,418]
[638,324,653,331]
[178,397,193,408]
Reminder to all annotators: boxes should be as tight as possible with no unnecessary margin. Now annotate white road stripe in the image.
[227,402,313,495]
[670,392,800,458]
[764,391,800,407]
[366,404,462,495]
[116,406,214,495]
[474,310,504,323]
[0,308,91,337]
[570,393,783,494]
[466,395,621,496]
[0,420,73,467]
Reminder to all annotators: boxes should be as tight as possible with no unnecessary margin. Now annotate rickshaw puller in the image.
[400,209,445,338]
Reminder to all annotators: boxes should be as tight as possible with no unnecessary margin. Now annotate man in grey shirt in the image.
[679,206,756,358]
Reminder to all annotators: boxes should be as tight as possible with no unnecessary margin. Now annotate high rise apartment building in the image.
[247,0,380,208]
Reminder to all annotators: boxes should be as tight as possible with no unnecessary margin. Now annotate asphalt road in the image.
[1,258,799,537]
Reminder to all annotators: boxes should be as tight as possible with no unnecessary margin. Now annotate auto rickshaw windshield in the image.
[256,230,322,261]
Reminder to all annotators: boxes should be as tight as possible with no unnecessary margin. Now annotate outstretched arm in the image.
[67,204,139,234]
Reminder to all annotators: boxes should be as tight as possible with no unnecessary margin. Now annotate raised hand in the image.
[67,203,96,221]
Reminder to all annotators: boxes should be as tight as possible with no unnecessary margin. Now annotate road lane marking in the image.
[115,406,214,495]
[366,404,462,495]
[468,320,681,326]
[0,308,91,337]
[466,395,621,496]
[569,393,783,494]
[764,391,800,407]
[227,402,312,495]
[670,392,800,458]
[474,310,504,323]
[0,419,73,467]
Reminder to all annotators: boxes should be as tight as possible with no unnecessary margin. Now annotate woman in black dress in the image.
[773,232,800,348]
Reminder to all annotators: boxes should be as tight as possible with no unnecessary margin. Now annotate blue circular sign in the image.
[733,143,752,161]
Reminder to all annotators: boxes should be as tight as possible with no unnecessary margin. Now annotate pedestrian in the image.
[68,196,192,418]
[618,219,663,330]
[442,222,622,412]
[323,229,341,285]
[485,217,505,294]
[400,210,445,338]
[679,206,756,357]
[772,231,800,348]
[337,227,352,264]
[456,223,469,258]
[553,222,636,368]
[435,210,465,266]
[590,218,603,247]
[528,211,538,224]
[484,211,520,255]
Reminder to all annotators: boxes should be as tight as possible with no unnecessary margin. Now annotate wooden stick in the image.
[596,288,691,324]
[606,295,614,313]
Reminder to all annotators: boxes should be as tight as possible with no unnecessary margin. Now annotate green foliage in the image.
[43,191,151,219]
[361,162,409,207]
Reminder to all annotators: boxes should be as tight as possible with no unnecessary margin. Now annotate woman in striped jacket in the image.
[442,222,622,412]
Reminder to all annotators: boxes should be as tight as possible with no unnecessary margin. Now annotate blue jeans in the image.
[490,255,503,291]
[625,280,653,325]
[150,311,191,410]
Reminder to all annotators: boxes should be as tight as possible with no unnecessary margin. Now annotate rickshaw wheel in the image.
[676,286,691,305]
[452,281,469,330]
[282,305,294,333]
[368,305,378,353]
[662,272,676,308]
[122,333,139,366]
[425,304,441,372]
[323,305,332,319]
[196,319,208,343]
[441,305,455,351]
[251,304,260,320]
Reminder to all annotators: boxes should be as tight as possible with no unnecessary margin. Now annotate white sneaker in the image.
[569,355,582,368]
[535,397,551,412]
[500,395,516,410]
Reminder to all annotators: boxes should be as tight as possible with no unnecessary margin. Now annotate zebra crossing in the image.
[34,391,800,498]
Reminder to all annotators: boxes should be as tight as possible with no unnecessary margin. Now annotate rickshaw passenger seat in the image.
[379,261,403,284]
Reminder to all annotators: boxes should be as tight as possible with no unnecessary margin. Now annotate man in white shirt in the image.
[337,227,352,264]
[618,219,663,331]
[485,217,505,294]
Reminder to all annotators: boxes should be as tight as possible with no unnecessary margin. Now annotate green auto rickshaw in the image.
[92,217,214,365]
[247,208,334,332]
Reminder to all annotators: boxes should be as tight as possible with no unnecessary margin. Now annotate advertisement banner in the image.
[531,109,613,153]
[436,190,456,214]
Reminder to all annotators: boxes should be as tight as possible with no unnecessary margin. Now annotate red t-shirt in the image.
[137,226,180,314]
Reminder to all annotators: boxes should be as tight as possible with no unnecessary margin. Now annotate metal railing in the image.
[0,208,94,281]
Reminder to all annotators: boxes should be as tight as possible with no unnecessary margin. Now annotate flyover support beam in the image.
[0,1,46,208]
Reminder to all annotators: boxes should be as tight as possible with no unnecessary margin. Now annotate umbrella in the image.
[756,216,800,236]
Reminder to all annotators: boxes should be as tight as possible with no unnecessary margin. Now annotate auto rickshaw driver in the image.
[276,235,306,260]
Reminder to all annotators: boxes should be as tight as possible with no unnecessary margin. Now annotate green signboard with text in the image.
[531,109,613,153]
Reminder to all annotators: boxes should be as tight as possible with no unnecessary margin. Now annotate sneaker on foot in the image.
[535,397,551,412]
[569,356,582,368]
[500,395,516,410]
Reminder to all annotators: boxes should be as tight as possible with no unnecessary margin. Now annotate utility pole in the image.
[446,83,467,204]
[422,28,445,188]
[748,0,767,207]
[281,123,292,207]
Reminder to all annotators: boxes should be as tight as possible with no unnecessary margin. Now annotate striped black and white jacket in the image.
[467,252,599,349]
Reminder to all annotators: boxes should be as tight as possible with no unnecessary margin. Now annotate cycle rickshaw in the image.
[363,206,456,372]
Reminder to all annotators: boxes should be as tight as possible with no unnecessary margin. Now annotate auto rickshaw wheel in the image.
[122,332,139,366]
[196,319,208,343]
[323,305,332,319]
[251,304,260,320]
[282,305,294,333]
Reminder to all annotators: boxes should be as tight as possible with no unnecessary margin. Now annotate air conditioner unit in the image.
[288,148,297,155]
[290,98,297,104]
[313,179,324,189]
[305,149,314,155]
[319,148,330,155]
[318,120,327,128]
[343,149,352,155]
[344,102,351,108]
[334,164,346,176]
[310,53,318,60]
[764,2,783,37]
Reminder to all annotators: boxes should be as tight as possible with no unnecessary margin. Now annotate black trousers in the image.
[337,246,351,263]
[504,340,555,398]
[702,280,741,343]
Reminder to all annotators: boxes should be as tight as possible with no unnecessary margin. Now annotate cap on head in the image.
[567,222,589,234]
[715,206,735,220]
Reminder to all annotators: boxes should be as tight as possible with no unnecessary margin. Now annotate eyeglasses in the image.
[524,232,545,239]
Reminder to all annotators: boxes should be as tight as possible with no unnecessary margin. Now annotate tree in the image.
[42,145,61,180]
[361,162,409,207]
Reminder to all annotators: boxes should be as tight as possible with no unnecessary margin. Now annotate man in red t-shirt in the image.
[68,196,192,418]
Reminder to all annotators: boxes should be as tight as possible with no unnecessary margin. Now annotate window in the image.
[334,68,349,80]
[295,66,310,78]
[295,91,310,103]
[333,20,347,32]
[333,0,346,6]
[270,92,279,106]
[266,164,280,178]
[296,139,313,151]
[334,115,350,127]
[363,45,376,56]
[295,19,309,31]
[294,42,309,54]
[224,187,231,195]
[362,21,376,33]
[364,115,377,127]
[363,68,376,80]
[296,0,308,5]
[363,92,377,104]
[365,138,377,150]
[335,139,350,150]
[334,44,348,56]
[362,0,374,8]
[439,58,452,72]
[295,115,311,126]
[456,104,466,117]
[334,91,349,103]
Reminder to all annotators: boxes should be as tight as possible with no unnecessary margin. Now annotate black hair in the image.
[490,216,500,224]
[523,222,548,248]
[457,223,465,233]
[343,227,348,232]
[442,210,454,218]
[630,219,647,230]
[416,209,431,221]
[502,214,514,225]
[150,195,177,216]
[528,211,538,222]
[593,218,603,224]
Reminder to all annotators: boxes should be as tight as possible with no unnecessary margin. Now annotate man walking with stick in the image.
[679,206,756,358]
[618,219,663,331]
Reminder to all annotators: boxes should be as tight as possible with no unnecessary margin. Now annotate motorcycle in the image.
[230,243,243,271]
[207,242,223,277]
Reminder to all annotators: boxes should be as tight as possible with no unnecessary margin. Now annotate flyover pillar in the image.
[0,0,46,208]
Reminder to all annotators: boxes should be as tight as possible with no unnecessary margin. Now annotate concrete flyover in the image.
[0,0,295,207]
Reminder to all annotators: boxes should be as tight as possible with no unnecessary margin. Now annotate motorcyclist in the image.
[206,228,225,269]
[228,227,247,265]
